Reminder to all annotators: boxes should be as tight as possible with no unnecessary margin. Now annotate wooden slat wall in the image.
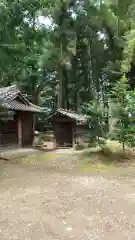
[0,114,18,146]
[0,111,34,147]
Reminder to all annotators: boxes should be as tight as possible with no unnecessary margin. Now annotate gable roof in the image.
[0,85,44,113]
[55,108,88,124]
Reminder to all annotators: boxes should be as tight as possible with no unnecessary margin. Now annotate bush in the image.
[75,143,85,151]
[88,136,97,147]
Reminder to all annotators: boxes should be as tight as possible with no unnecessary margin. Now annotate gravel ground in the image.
[0,159,135,239]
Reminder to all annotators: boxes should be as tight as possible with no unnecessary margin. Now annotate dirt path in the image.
[1,158,135,239]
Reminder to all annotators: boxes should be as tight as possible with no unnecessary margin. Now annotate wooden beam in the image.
[18,117,22,147]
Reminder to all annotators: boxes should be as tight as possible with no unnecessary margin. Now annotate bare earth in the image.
[1,156,135,239]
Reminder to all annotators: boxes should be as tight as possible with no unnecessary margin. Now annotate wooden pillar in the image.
[72,124,76,148]
[52,122,56,149]
[18,117,22,147]
[0,121,2,147]
[53,137,56,149]
[32,113,36,146]
[53,128,56,149]
[33,114,35,131]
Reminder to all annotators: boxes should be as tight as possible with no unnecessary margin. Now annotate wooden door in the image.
[55,123,73,147]
[21,112,33,146]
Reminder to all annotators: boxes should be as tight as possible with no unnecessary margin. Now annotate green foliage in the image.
[121,29,135,73]
[111,75,135,149]
[83,100,107,147]
[0,0,135,140]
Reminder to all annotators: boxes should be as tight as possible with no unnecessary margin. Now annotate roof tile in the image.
[0,85,44,112]
[56,109,88,123]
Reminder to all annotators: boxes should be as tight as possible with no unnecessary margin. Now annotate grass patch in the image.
[81,164,115,173]
[105,139,123,152]
[80,157,116,173]
[16,152,56,164]
[14,139,135,174]
[80,159,135,174]
[79,140,135,173]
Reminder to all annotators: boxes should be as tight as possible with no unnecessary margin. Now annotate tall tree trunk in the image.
[89,37,98,100]
[32,86,40,105]
[59,42,63,108]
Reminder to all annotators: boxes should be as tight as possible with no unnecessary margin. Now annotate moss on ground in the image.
[80,162,135,174]
[14,141,135,175]
[80,159,116,173]
[16,152,56,164]
[79,155,135,174]
[78,141,135,173]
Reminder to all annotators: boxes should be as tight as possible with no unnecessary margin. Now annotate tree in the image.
[0,0,135,123]
[111,75,135,149]
[83,100,107,147]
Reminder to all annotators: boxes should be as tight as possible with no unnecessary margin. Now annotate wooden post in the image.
[72,125,76,148]
[53,137,56,149]
[32,113,36,146]
[53,127,56,149]
[18,117,22,147]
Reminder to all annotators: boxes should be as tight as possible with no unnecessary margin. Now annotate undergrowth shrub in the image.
[75,143,85,151]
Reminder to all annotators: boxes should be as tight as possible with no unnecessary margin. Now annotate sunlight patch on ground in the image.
[105,140,123,152]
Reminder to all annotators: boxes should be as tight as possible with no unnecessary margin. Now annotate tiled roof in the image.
[0,85,20,100]
[56,109,88,123]
[0,85,44,112]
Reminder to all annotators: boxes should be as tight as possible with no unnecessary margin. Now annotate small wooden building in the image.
[0,85,43,147]
[52,109,88,148]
